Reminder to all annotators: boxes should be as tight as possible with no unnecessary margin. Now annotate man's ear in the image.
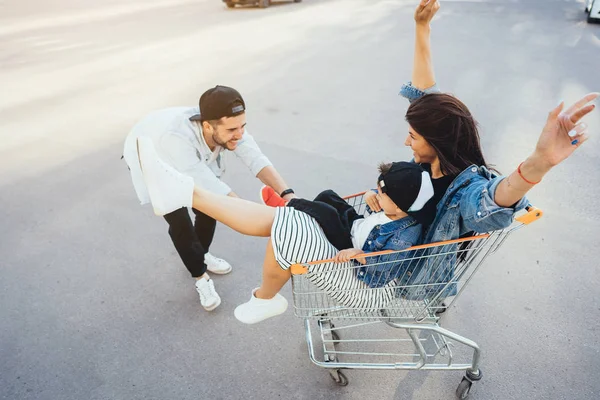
[201,120,212,133]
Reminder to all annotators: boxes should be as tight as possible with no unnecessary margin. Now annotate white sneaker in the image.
[205,252,232,275]
[136,137,194,216]
[195,277,221,311]
[234,288,288,324]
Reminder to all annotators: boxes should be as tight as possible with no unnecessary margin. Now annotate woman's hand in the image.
[531,93,598,171]
[494,92,598,207]
[414,0,440,26]
[334,248,364,263]
[364,190,382,212]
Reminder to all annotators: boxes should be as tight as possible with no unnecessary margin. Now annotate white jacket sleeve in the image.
[233,130,273,176]
[158,133,231,195]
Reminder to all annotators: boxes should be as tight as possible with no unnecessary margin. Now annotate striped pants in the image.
[271,207,395,310]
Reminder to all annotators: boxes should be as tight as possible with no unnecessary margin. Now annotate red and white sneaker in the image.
[259,185,286,207]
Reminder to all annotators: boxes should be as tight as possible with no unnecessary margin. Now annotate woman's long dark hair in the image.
[405,93,491,176]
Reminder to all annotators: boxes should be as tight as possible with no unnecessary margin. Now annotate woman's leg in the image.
[192,190,292,302]
[191,187,276,237]
[234,238,290,323]
[138,136,276,237]
[255,240,291,299]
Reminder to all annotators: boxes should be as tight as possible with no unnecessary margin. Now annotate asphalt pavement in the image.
[1,0,600,399]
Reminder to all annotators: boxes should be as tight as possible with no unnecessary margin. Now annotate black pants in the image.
[288,190,363,251]
[163,207,216,278]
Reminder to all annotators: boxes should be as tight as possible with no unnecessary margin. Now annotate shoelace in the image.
[206,256,228,268]
[197,281,217,301]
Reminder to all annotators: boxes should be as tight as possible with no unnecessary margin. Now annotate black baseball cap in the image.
[189,85,246,122]
[377,162,434,215]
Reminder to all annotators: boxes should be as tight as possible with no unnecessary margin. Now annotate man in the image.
[122,85,296,311]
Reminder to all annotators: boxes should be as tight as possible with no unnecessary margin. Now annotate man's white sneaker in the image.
[234,288,288,324]
[195,277,221,311]
[136,137,194,216]
[205,253,232,275]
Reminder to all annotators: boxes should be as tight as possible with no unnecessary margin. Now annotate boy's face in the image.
[376,184,402,215]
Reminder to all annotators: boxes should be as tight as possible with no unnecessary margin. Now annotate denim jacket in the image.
[397,82,529,299]
[356,215,422,288]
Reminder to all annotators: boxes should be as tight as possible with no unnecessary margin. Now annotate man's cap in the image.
[378,162,434,215]
[189,85,246,122]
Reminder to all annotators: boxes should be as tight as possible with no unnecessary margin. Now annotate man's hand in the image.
[256,166,295,203]
[364,190,382,212]
[334,248,365,263]
[414,0,440,26]
[281,193,297,202]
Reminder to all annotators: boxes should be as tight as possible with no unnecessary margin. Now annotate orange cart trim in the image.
[342,191,367,200]
[290,234,490,275]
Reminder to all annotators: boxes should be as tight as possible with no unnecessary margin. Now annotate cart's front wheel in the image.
[329,369,348,386]
[258,0,270,8]
[456,378,472,399]
[435,302,448,315]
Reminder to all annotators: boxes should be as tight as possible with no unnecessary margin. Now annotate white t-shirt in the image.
[122,107,272,204]
[350,212,393,249]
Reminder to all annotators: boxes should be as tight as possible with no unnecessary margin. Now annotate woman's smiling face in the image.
[404,125,438,165]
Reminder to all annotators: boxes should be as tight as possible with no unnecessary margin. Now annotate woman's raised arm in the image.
[494,93,598,207]
[411,1,440,90]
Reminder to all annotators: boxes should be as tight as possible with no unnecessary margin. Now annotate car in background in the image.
[586,0,600,23]
[224,0,301,9]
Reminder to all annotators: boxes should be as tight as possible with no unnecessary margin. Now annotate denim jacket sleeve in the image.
[459,175,529,233]
[356,223,423,288]
[399,82,442,103]
[363,224,421,267]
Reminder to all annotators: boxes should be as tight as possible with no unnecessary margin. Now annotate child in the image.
[262,161,435,288]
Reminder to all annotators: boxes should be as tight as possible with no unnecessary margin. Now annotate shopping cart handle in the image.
[515,206,543,225]
[290,248,396,275]
[290,234,495,275]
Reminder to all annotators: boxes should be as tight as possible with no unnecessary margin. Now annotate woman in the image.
[136,0,596,325]
[364,0,598,299]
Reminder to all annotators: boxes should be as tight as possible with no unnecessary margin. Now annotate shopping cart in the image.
[290,192,542,399]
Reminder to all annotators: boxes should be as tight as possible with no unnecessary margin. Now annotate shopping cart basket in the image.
[290,192,542,399]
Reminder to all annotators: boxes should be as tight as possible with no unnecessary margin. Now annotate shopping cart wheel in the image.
[435,302,448,315]
[329,369,348,386]
[455,378,472,399]
[456,369,482,399]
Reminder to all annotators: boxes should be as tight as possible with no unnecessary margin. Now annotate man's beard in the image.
[212,133,229,148]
